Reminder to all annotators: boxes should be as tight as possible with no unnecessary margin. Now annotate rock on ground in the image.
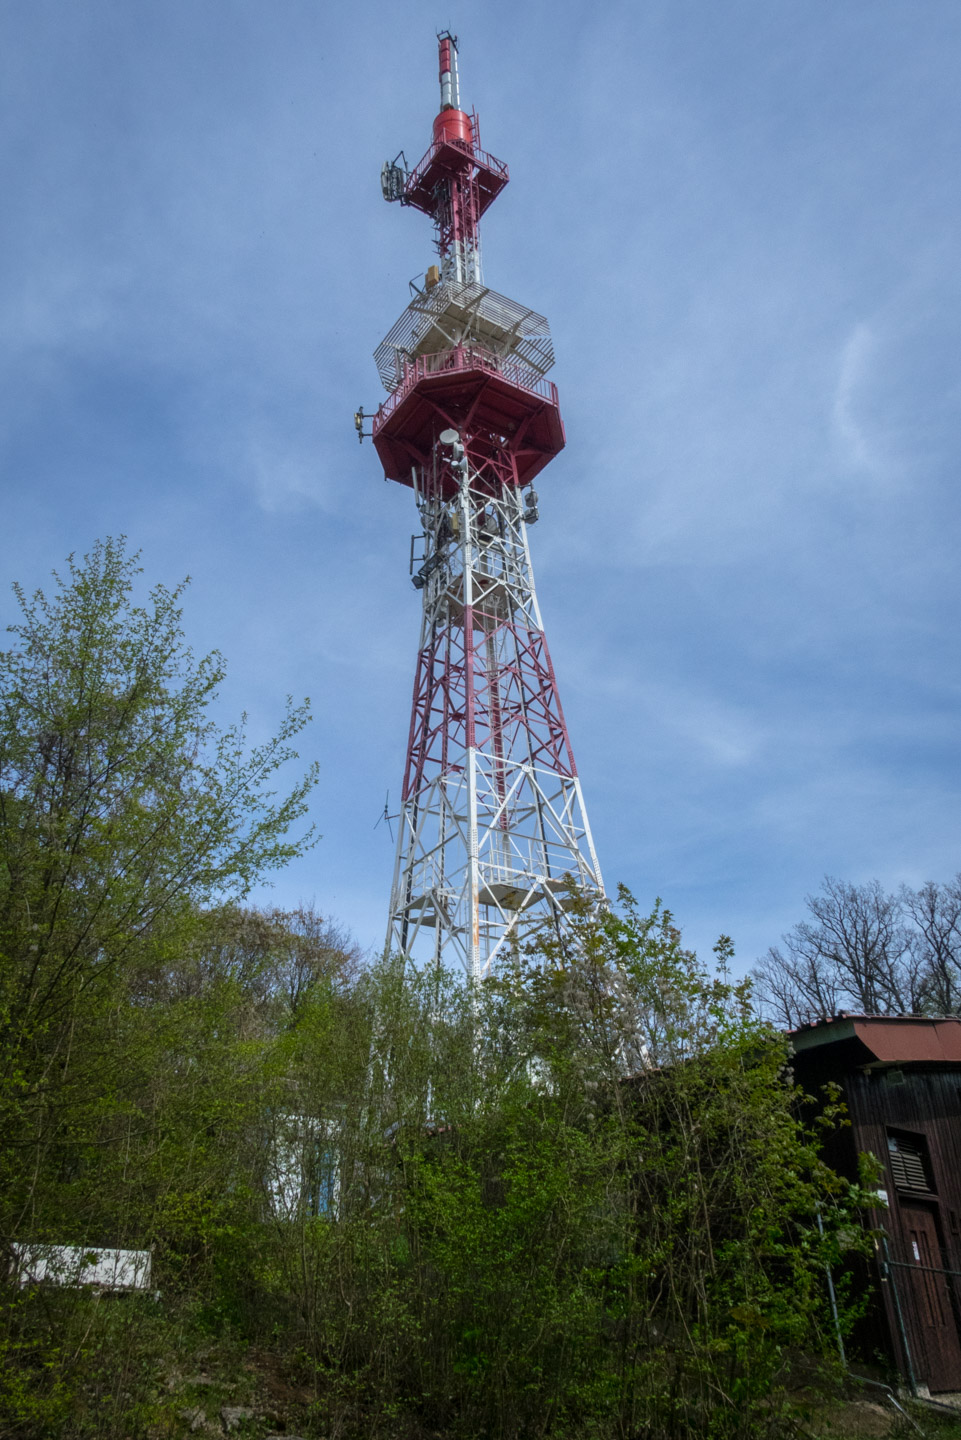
[220,1406,256,1433]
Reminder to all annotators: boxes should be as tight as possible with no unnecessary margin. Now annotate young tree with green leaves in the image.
[0,540,320,1433]
[0,536,318,1047]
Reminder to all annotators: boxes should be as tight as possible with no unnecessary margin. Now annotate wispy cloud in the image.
[833,321,880,475]
[236,426,333,515]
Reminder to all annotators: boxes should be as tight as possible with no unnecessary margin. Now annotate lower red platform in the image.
[372,347,565,489]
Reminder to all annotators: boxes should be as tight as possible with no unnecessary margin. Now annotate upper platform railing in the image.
[402,119,509,221]
[406,132,508,191]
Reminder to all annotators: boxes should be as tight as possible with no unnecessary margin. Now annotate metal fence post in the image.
[880,1234,920,1397]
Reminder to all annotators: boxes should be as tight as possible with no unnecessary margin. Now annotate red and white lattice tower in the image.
[369,34,603,979]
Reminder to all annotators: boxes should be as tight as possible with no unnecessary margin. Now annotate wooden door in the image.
[899,1200,961,1393]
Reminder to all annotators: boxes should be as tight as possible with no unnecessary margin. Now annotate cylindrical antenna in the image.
[438,31,460,111]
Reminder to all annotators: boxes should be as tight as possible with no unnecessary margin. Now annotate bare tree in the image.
[752,876,916,1026]
[902,875,961,1015]
[752,940,843,1030]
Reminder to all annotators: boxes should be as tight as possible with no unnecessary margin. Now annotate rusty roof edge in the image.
[788,1017,857,1053]
[787,1014,961,1064]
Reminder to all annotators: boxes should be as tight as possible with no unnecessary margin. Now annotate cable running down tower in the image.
[369,33,603,979]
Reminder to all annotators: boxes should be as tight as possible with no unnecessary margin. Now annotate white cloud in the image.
[833,321,880,475]
[242,429,332,514]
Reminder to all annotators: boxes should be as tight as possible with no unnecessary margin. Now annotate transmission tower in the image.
[366,33,603,979]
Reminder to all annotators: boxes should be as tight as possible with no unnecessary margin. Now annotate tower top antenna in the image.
[379,26,506,282]
[437,30,460,112]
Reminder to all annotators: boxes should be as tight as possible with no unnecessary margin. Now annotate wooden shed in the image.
[789,1014,961,1395]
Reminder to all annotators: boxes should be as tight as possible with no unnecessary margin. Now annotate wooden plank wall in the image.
[844,1068,961,1392]
[845,1070,961,1259]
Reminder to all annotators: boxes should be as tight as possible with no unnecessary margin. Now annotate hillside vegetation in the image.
[0,542,918,1439]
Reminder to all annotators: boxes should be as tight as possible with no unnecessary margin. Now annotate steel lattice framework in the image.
[368,33,603,979]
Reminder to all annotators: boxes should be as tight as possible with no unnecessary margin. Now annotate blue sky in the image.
[2,0,959,972]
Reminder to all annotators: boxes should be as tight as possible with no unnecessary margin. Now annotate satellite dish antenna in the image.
[439,428,459,445]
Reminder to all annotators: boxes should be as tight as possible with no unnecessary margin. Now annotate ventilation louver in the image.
[888,1133,933,1193]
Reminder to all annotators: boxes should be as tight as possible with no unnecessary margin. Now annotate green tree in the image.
[0,536,318,1242]
[0,540,339,1437]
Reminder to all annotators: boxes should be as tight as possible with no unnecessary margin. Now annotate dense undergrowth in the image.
[2,891,880,1440]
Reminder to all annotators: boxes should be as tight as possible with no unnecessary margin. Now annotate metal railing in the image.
[406,135,509,191]
[374,344,559,432]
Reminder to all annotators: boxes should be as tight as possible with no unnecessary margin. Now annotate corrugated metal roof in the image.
[788,1014,961,1063]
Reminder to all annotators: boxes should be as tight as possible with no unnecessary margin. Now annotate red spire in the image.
[437,31,459,111]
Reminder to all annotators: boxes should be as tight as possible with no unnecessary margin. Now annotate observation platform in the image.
[374,280,554,393]
[405,873,578,928]
[372,344,565,490]
[402,121,508,220]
